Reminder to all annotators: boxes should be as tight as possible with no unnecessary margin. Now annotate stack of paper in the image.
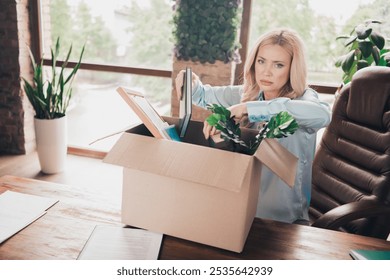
[77,225,163,260]
[0,191,58,244]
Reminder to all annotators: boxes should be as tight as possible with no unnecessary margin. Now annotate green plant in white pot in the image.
[23,38,84,174]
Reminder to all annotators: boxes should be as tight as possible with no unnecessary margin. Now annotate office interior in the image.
[0,0,389,260]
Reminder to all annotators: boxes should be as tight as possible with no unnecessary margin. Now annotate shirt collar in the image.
[258,91,265,101]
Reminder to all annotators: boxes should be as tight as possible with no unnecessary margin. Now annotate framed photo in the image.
[179,67,192,138]
[116,87,170,139]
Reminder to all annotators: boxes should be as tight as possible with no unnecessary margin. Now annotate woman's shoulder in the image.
[303,87,318,95]
[298,87,320,100]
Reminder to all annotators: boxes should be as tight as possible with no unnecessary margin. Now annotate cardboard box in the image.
[104,117,297,253]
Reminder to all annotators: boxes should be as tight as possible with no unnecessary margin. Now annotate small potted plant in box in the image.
[22,38,84,174]
[206,104,298,155]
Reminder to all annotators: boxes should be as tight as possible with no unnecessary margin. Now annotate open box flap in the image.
[104,133,252,192]
[254,138,298,188]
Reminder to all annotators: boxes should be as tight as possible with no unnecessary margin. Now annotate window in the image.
[43,0,174,69]
[34,0,388,153]
[38,0,174,152]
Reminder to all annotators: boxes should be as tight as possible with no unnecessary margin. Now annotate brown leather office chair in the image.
[309,66,390,239]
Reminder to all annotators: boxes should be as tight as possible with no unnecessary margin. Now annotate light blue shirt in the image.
[192,80,331,223]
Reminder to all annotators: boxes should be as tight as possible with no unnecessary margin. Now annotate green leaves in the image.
[23,37,85,119]
[371,31,385,49]
[206,103,231,124]
[206,104,298,155]
[265,111,299,139]
[206,103,242,144]
[172,0,241,64]
[355,24,372,39]
[335,20,390,84]
[359,41,373,58]
[341,50,355,73]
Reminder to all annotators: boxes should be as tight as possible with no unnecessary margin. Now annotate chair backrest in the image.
[310,66,390,239]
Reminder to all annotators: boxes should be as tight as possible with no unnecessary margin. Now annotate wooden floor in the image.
[0,151,123,190]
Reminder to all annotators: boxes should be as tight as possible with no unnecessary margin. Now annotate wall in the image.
[0,0,34,154]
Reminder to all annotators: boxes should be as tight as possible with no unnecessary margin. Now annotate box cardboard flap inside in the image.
[104,132,252,192]
[254,138,298,187]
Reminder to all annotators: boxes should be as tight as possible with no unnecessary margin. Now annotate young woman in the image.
[175,28,331,224]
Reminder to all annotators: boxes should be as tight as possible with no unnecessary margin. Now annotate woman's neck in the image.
[263,91,279,100]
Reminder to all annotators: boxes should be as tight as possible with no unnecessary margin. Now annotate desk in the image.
[1,175,389,260]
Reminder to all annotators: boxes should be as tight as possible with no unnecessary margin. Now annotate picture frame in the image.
[179,67,192,137]
[116,87,170,139]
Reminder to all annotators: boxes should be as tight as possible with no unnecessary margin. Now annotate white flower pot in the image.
[34,116,67,174]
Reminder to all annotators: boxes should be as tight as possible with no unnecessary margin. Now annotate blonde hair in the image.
[241,28,307,102]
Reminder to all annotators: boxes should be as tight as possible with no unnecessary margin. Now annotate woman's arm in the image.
[245,89,331,132]
[192,80,243,108]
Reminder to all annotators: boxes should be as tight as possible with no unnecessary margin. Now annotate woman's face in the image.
[254,44,291,99]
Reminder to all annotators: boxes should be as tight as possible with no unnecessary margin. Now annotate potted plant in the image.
[22,38,84,174]
[172,0,241,64]
[206,104,298,155]
[171,0,242,120]
[335,19,390,84]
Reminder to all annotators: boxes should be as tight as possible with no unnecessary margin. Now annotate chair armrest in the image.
[312,200,390,230]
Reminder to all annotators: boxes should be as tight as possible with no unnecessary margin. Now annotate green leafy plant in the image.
[23,37,85,119]
[206,104,299,155]
[335,19,390,84]
[172,0,241,64]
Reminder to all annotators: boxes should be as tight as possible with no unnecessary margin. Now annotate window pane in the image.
[38,0,174,151]
[42,0,174,70]
[248,0,383,86]
[66,70,172,151]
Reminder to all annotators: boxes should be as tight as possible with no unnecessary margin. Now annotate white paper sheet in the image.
[0,191,58,243]
[77,225,163,260]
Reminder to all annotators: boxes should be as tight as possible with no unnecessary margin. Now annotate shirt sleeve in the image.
[246,89,331,133]
[192,80,243,108]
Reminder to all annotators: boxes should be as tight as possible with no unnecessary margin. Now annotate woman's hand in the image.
[202,103,248,140]
[228,103,248,123]
[175,70,199,100]
[203,120,218,140]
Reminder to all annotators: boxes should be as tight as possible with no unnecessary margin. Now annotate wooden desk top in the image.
[1,175,389,260]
